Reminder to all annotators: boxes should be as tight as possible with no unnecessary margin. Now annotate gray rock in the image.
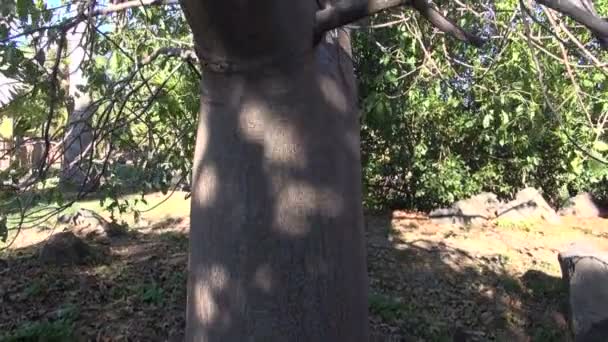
[68,208,126,243]
[57,213,72,224]
[559,242,608,341]
[559,193,603,218]
[496,187,560,224]
[429,207,463,226]
[39,232,95,265]
[430,192,501,226]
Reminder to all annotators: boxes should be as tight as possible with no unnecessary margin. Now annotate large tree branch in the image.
[139,46,198,65]
[409,0,485,47]
[314,0,485,47]
[536,0,608,46]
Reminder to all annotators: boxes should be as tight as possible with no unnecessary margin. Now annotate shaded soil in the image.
[2,211,607,341]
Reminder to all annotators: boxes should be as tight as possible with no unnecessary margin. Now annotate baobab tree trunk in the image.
[61,20,95,189]
[180,1,369,341]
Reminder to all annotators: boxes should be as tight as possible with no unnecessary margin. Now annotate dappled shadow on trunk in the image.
[186,31,369,341]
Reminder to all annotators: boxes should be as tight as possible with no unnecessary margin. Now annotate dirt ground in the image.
[1,197,607,341]
[366,211,608,341]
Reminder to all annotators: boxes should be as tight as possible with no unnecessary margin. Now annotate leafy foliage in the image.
[1,0,198,232]
[355,1,608,211]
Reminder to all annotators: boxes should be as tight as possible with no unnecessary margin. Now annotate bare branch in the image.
[536,0,608,47]
[91,0,178,16]
[315,0,406,35]
[0,0,178,43]
[409,0,485,47]
[140,47,198,65]
[314,0,485,47]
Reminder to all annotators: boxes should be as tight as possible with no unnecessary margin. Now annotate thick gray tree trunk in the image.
[181,1,369,340]
[61,21,95,188]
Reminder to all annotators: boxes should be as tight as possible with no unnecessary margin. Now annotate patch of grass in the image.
[53,304,79,321]
[525,275,564,299]
[4,191,189,234]
[167,270,187,301]
[498,275,523,295]
[88,192,190,226]
[497,253,511,266]
[530,322,565,342]
[2,304,78,342]
[109,285,131,300]
[2,319,74,342]
[537,260,558,273]
[572,226,592,235]
[93,263,125,278]
[23,280,44,299]
[168,270,186,289]
[496,219,540,232]
[369,292,413,321]
[138,282,165,305]
[159,232,188,248]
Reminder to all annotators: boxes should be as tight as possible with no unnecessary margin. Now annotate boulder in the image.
[559,193,603,218]
[59,208,126,243]
[39,232,96,265]
[430,192,501,226]
[558,242,608,341]
[496,187,560,224]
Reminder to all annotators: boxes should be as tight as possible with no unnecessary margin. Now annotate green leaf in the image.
[594,140,608,152]
[570,157,584,175]
[582,79,594,88]
[16,0,31,20]
[109,52,119,72]
[592,73,606,83]
[482,114,492,128]
[589,159,608,178]
[500,111,509,125]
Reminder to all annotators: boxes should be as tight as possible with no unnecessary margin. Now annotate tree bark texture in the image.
[181,0,369,340]
[61,21,95,188]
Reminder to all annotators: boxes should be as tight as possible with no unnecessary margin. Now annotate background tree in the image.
[61,16,95,189]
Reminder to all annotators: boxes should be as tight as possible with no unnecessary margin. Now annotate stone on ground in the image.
[39,231,96,265]
[496,187,560,224]
[59,208,126,243]
[559,193,604,218]
[430,192,501,226]
[559,242,608,341]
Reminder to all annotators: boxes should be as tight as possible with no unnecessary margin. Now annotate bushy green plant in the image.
[355,2,608,211]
